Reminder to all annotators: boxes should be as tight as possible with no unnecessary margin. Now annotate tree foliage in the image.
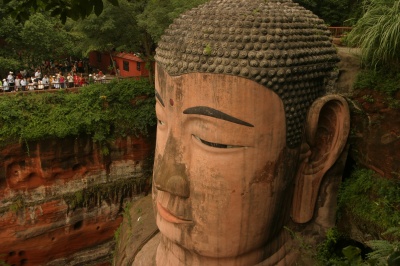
[0,12,80,76]
[2,0,119,23]
[136,0,208,43]
[0,79,156,147]
[346,0,400,71]
[338,168,400,234]
[69,0,207,83]
[1,0,365,28]
[71,0,146,55]
[20,14,75,66]
[294,0,363,26]
[0,0,208,80]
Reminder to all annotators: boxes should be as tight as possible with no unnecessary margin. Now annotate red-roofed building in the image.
[113,52,150,78]
[88,51,150,78]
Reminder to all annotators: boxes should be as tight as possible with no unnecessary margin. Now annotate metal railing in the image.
[328,27,353,38]
[0,79,112,93]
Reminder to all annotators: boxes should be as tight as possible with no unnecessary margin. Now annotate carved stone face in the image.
[153,65,301,261]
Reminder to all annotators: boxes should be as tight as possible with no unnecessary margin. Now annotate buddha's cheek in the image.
[187,147,263,256]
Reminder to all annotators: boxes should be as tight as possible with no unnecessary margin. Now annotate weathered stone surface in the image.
[350,88,400,180]
[333,48,400,181]
[0,133,155,266]
[113,194,158,266]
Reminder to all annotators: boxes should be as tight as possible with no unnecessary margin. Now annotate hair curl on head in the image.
[155,0,339,148]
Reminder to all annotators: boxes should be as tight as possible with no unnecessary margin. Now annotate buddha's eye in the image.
[193,135,242,149]
[157,119,165,126]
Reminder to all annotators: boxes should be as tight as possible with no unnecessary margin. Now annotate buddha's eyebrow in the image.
[183,106,254,127]
[155,90,165,107]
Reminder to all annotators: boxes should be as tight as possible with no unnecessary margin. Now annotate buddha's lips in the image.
[157,202,193,224]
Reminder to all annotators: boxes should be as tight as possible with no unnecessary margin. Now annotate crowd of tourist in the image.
[0,69,108,92]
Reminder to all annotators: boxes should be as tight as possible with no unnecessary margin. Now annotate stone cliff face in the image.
[350,89,400,180]
[333,49,400,250]
[0,133,154,266]
[336,48,400,180]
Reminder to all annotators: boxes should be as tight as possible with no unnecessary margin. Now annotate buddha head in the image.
[152,0,350,265]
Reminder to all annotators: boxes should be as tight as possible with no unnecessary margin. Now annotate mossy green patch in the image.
[338,168,400,238]
[354,69,400,97]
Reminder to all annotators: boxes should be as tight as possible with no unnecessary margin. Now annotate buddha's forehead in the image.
[156,67,281,104]
[155,0,339,147]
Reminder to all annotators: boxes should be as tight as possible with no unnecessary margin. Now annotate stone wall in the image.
[0,133,155,266]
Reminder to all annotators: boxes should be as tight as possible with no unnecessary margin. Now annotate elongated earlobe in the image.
[291,95,350,223]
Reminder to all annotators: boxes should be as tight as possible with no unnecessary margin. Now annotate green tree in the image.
[294,0,363,26]
[347,0,400,70]
[70,0,142,55]
[71,0,153,81]
[19,13,76,68]
[0,14,23,76]
[0,12,77,75]
[2,0,119,23]
[72,0,207,82]
[136,0,208,43]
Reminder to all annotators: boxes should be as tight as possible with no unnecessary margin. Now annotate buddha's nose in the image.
[153,135,190,198]
[155,174,189,198]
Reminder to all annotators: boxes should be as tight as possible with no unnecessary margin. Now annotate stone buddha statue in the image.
[150,0,350,265]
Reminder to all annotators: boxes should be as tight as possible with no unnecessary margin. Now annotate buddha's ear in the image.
[291,95,350,224]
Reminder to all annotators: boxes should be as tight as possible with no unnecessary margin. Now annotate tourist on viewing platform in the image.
[99,73,106,83]
[20,69,27,78]
[38,79,44,90]
[79,74,86,87]
[7,72,14,91]
[20,77,26,91]
[71,64,76,75]
[88,74,94,84]
[54,74,60,89]
[32,76,38,89]
[2,79,9,92]
[67,73,74,88]
[49,76,54,89]
[15,76,21,91]
[73,73,79,87]
[27,78,35,90]
[59,74,65,89]
[42,75,49,90]
[34,69,42,80]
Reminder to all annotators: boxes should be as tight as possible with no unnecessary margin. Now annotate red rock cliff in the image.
[0,133,155,266]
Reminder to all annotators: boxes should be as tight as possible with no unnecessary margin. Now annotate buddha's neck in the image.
[155,230,297,266]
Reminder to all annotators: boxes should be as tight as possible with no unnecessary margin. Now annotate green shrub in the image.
[354,69,400,96]
[0,78,156,148]
[367,230,400,266]
[346,0,400,71]
[338,168,400,235]
[317,228,346,265]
